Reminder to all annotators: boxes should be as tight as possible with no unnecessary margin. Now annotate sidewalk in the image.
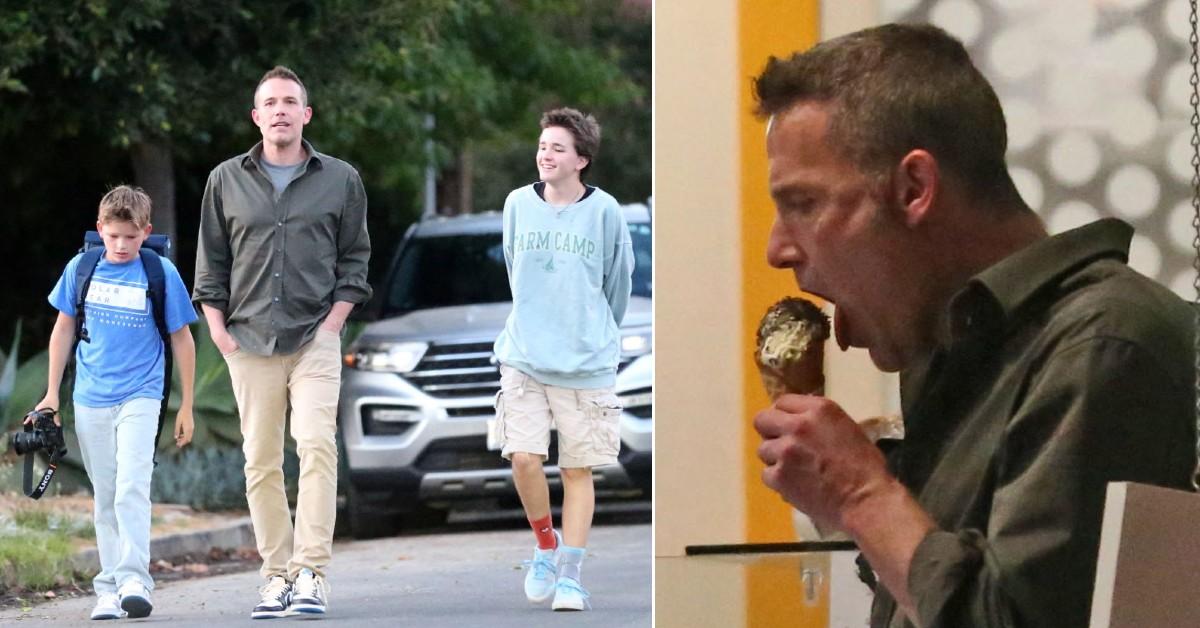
[0,522,653,627]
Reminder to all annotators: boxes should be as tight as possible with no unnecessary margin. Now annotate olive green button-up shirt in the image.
[871,219,1196,628]
[193,140,372,356]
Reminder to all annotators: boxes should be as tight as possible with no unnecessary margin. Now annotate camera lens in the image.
[10,431,36,456]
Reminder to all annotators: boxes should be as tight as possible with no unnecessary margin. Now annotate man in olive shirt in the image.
[750,24,1194,628]
[193,66,371,619]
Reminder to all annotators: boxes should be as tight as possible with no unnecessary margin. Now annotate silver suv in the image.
[337,204,653,537]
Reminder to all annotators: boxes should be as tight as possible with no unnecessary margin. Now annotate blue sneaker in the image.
[523,532,560,603]
[552,576,591,611]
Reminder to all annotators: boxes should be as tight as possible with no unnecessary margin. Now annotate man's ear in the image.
[893,149,939,228]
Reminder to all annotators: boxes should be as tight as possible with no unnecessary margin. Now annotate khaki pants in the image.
[224,329,341,580]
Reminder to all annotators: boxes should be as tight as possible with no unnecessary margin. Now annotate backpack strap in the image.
[139,248,171,466]
[73,249,105,345]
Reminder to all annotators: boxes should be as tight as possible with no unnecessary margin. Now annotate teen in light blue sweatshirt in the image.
[492,108,634,612]
[493,183,633,388]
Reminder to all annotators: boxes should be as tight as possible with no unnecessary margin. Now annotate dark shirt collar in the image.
[241,139,324,171]
[945,218,1133,343]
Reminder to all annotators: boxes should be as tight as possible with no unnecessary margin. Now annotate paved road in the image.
[1,510,650,627]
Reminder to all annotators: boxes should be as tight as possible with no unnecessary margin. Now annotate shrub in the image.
[151,445,300,511]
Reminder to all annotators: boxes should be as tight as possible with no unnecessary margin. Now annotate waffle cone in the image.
[757,341,825,400]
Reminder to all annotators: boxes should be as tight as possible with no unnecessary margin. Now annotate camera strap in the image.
[20,408,68,500]
[22,444,66,500]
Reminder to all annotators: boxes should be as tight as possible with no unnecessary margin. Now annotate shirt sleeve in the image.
[603,204,634,327]
[192,169,232,312]
[331,167,373,305]
[906,337,1195,628]
[502,193,515,276]
[162,259,199,333]
[47,255,82,316]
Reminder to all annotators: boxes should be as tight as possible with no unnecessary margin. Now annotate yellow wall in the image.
[737,4,826,625]
[738,0,822,547]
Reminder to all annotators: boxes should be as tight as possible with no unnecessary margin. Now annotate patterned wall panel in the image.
[884,0,1195,297]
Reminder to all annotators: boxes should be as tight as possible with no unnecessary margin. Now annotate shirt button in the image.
[276,221,283,226]
[273,273,280,278]
[273,297,280,303]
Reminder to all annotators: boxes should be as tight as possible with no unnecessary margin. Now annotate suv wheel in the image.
[337,427,397,539]
[344,481,398,539]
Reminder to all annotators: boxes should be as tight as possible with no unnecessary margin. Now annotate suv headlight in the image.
[347,342,429,373]
[621,329,652,358]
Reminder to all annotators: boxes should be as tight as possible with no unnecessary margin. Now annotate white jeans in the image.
[74,397,160,595]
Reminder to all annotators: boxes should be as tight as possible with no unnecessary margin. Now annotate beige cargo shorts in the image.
[491,364,622,468]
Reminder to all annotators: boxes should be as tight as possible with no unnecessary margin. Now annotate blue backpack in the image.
[75,232,174,463]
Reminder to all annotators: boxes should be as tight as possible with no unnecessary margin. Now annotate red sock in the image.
[530,514,557,549]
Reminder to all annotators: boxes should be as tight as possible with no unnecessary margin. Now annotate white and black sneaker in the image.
[90,593,125,620]
[290,568,328,615]
[251,575,292,619]
[117,580,153,618]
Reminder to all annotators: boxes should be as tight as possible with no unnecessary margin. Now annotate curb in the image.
[71,516,256,574]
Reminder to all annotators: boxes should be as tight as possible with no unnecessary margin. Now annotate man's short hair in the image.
[754,23,1021,206]
[98,185,152,229]
[540,108,601,179]
[256,65,308,106]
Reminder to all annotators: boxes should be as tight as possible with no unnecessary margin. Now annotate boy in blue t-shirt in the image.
[31,185,197,620]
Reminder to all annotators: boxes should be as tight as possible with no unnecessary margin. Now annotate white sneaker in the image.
[90,593,125,620]
[552,576,591,612]
[290,568,328,615]
[251,576,292,619]
[117,580,153,618]
[523,532,560,603]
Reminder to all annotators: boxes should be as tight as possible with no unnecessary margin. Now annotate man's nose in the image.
[765,217,804,270]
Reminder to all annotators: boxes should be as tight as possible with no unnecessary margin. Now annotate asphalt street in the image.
[1,508,651,627]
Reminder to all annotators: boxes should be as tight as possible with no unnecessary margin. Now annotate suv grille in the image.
[404,340,638,400]
[404,341,499,398]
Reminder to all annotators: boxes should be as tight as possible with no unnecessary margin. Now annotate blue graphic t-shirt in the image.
[48,252,198,407]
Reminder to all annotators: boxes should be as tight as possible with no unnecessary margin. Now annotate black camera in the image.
[11,408,65,456]
[8,408,68,499]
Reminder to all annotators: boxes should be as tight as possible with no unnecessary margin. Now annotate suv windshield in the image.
[383,221,653,318]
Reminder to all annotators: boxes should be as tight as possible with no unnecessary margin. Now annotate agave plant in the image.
[0,320,22,419]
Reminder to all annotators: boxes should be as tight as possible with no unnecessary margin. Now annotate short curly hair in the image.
[540,108,601,179]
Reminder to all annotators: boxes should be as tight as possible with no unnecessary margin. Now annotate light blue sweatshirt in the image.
[493,183,635,388]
